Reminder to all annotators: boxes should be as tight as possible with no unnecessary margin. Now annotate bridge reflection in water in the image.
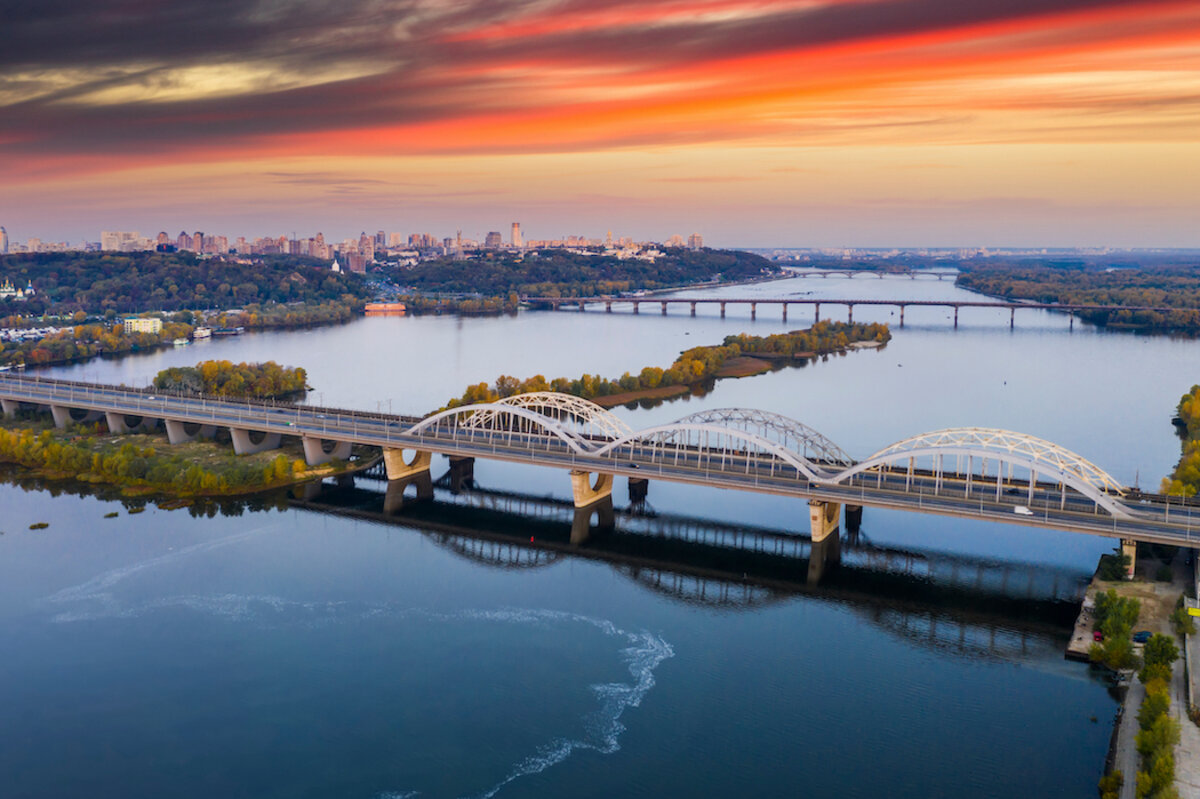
[292,473,1090,665]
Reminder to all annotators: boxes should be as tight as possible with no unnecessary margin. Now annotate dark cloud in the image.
[0,0,1165,161]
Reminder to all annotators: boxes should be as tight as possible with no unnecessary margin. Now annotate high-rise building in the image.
[0,226,7,254]
[484,231,503,249]
[176,231,190,250]
[101,231,142,251]
[374,231,386,251]
[688,233,703,250]
[192,232,203,252]
[511,222,522,249]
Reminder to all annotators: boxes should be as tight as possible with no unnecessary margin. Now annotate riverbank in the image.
[0,417,369,498]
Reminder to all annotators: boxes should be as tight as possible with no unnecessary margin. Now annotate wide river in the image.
[2,273,1193,798]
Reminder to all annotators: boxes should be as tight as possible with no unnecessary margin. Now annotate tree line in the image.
[443,321,890,407]
[153,360,307,399]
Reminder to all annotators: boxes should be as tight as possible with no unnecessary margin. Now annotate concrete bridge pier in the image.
[847,304,854,324]
[383,447,433,481]
[229,427,282,455]
[845,504,863,533]
[899,305,905,327]
[1010,307,1015,329]
[807,532,841,586]
[383,471,434,514]
[164,419,216,444]
[661,301,668,315]
[49,405,104,429]
[808,499,841,542]
[632,302,640,314]
[1,398,19,418]
[813,302,820,323]
[448,456,475,493]
[628,476,648,503]
[782,303,788,322]
[301,435,352,466]
[719,302,726,318]
[1122,539,1137,579]
[605,301,612,313]
[690,302,697,317]
[954,307,959,329]
[569,469,615,544]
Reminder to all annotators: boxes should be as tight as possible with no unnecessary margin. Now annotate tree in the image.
[1143,634,1180,672]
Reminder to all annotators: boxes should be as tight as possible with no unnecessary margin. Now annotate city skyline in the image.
[1,1,1197,247]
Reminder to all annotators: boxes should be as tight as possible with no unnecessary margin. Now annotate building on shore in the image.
[364,302,407,317]
[123,317,163,335]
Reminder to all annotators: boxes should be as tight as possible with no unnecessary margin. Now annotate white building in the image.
[123,317,163,335]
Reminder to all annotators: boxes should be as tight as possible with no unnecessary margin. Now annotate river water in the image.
[2,273,1189,797]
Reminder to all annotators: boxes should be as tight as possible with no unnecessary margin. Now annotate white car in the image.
[1013,505,1034,516]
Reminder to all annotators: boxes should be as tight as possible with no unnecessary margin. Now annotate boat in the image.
[192,327,212,339]
[213,326,244,337]
[173,337,190,346]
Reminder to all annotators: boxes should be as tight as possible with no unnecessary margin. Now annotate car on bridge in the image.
[1013,506,1034,516]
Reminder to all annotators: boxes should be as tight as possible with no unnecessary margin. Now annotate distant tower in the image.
[511,222,523,249]
[688,233,703,251]
[192,231,203,252]
[0,226,7,255]
[606,230,613,248]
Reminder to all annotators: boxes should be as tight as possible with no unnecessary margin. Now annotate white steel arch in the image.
[493,392,634,441]
[672,408,853,466]
[594,422,832,482]
[829,428,1131,518]
[409,403,592,454]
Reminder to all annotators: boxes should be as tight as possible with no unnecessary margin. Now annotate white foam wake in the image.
[41,534,674,799]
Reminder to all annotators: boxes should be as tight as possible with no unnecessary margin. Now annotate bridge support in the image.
[720,302,726,318]
[164,419,216,444]
[448,456,475,493]
[229,427,282,455]
[661,301,668,315]
[953,307,959,329]
[383,447,432,481]
[1122,539,1137,579]
[899,305,905,327]
[1010,307,1015,329]
[301,435,352,466]
[383,472,434,513]
[632,302,639,314]
[845,504,863,533]
[847,304,854,324]
[605,301,612,313]
[750,302,757,320]
[808,499,841,543]
[570,470,613,507]
[813,302,820,323]
[1,398,18,418]
[690,302,697,317]
[782,304,788,322]
[571,501,615,545]
[628,476,648,503]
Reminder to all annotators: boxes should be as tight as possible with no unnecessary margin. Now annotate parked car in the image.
[1133,630,1152,644]
[1093,630,1104,642]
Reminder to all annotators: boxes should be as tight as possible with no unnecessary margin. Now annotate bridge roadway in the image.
[1,373,1197,551]
[522,295,1186,327]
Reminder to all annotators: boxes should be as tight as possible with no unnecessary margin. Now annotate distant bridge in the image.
[522,295,1187,328]
[2,374,1197,575]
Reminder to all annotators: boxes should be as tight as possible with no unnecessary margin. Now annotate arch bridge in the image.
[1,375,1194,572]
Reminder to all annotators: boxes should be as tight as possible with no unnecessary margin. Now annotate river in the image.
[1,272,1186,798]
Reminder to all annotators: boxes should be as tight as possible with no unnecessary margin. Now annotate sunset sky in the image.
[2,0,1198,247]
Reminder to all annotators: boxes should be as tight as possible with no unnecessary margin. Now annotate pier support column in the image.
[750,302,757,320]
[570,470,613,508]
[383,472,434,513]
[953,307,959,329]
[1,399,19,418]
[1010,308,1015,329]
[808,499,841,543]
[782,304,788,322]
[845,504,863,533]
[164,419,216,444]
[229,427,282,455]
[1122,539,1137,580]
[814,302,820,323]
[632,302,640,314]
[690,302,697,317]
[847,304,854,324]
[1069,314,1074,331]
[605,302,612,313]
[899,305,905,327]
[719,302,726,318]
[301,435,352,466]
[50,404,72,429]
[661,301,668,316]
[628,476,648,504]
[448,456,475,493]
[383,447,432,481]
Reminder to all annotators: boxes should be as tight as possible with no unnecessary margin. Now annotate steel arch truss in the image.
[493,392,634,441]
[595,422,832,482]
[409,403,592,454]
[672,408,853,467]
[830,427,1131,519]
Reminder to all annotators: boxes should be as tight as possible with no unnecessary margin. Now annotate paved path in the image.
[1115,677,1144,799]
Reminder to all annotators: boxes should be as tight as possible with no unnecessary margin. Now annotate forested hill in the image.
[389,248,779,297]
[0,252,369,315]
